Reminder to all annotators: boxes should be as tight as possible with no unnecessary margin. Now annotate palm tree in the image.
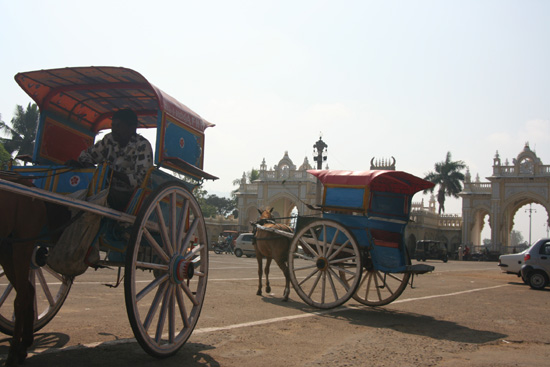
[424,152,466,214]
[0,103,40,157]
[232,168,260,187]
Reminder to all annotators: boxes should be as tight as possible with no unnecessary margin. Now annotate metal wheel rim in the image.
[347,267,410,306]
[124,182,208,358]
[0,264,72,335]
[288,219,361,309]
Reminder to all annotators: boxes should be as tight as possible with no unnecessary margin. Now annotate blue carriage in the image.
[287,169,435,309]
[0,66,216,357]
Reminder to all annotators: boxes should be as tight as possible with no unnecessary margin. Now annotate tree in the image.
[0,103,40,157]
[232,168,260,187]
[510,230,524,248]
[0,142,11,168]
[204,195,237,217]
[195,187,237,218]
[195,187,218,218]
[424,152,466,214]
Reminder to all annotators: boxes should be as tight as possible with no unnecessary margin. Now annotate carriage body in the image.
[286,169,434,309]
[0,66,216,357]
[308,169,434,273]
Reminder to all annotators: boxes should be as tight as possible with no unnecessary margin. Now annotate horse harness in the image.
[251,218,291,243]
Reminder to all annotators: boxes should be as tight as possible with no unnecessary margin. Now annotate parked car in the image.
[234,233,255,258]
[414,240,448,262]
[498,247,531,283]
[520,238,550,290]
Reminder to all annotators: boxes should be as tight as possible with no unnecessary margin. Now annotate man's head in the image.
[111,109,138,146]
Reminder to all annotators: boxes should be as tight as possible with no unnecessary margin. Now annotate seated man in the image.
[74,109,154,211]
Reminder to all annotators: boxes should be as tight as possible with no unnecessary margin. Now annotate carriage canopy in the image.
[308,169,434,217]
[15,66,216,180]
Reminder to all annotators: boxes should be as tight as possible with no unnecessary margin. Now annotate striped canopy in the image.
[15,66,214,133]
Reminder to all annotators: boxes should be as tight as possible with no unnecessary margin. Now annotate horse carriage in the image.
[255,169,435,309]
[0,66,216,361]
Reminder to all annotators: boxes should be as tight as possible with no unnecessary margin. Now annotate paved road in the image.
[1,254,549,366]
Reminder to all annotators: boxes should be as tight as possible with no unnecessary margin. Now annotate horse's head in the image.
[257,207,274,221]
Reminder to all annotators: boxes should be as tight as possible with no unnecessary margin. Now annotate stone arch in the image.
[501,192,550,247]
[266,192,300,226]
[469,205,491,247]
[461,143,550,253]
[242,205,260,233]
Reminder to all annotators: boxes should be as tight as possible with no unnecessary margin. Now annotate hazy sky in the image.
[1,1,548,242]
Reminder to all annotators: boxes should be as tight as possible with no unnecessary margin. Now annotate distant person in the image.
[67,109,153,211]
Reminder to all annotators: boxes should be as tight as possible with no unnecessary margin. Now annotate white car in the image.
[234,233,256,258]
[498,248,530,282]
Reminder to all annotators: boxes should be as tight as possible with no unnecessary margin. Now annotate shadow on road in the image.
[323,307,507,344]
[0,338,221,367]
[260,294,506,344]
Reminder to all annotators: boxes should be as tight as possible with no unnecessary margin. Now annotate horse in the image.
[253,208,293,301]
[0,174,47,366]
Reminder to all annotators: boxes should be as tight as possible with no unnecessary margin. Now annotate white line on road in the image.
[194,284,509,334]
[29,283,509,357]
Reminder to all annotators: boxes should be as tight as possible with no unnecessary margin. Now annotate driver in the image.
[70,109,153,210]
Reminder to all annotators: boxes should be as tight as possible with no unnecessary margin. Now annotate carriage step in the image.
[405,264,435,274]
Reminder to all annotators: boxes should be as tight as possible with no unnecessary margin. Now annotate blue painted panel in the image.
[325,187,364,208]
[162,119,203,168]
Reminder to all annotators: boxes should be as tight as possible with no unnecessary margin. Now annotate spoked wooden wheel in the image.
[0,263,72,335]
[342,250,411,306]
[288,219,362,309]
[124,182,208,358]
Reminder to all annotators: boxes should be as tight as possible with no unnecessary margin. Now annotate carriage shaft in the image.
[0,178,135,224]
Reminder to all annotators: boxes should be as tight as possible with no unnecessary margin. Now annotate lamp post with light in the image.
[313,135,328,204]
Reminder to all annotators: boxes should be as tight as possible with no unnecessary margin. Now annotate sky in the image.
[0,0,549,243]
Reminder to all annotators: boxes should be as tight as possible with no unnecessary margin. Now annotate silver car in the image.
[234,233,256,258]
[520,238,550,290]
[498,247,531,282]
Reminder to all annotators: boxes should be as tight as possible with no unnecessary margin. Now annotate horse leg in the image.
[8,242,35,366]
[264,257,272,294]
[275,258,291,302]
[23,280,36,348]
[256,254,263,296]
[0,243,21,367]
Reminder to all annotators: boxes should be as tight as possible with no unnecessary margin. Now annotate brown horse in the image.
[0,175,48,366]
[254,208,293,301]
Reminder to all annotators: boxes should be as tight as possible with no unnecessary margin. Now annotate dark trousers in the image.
[107,189,134,212]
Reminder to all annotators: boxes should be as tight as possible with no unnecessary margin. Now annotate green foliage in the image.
[0,103,40,156]
[195,187,236,218]
[0,142,11,168]
[424,152,466,214]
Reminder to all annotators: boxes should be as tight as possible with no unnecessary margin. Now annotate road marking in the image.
[25,283,509,357]
[194,284,509,334]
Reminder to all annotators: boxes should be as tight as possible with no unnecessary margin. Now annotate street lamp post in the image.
[313,135,328,204]
[525,203,537,245]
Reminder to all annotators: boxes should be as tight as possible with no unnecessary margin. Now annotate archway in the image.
[470,208,491,248]
[511,202,549,249]
[267,194,299,227]
[461,143,550,253]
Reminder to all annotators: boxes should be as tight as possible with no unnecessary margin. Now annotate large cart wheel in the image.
[288,219,362,309]
[0,264,72,335]
[342,250,411,307]
[124,182,208,358]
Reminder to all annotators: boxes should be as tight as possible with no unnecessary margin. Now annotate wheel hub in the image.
[316,257,328,271]
[170,255,194,284]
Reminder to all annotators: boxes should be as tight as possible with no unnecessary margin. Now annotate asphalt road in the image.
[1,253,549,366]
